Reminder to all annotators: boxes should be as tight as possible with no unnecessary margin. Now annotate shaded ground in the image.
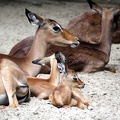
[0,1,120,120]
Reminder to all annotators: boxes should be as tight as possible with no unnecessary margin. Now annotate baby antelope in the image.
[27,52,84,99]
[49,65,93,110]
[31,52,92,110]
[49,84,93,110]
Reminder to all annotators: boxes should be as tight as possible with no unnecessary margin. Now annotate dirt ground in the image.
[0,1,120,120]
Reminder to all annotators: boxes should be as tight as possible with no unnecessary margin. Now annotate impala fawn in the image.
[47,53,92,110]
[29,52,92,110]
[27,52,84,99]
[49,83,93,110]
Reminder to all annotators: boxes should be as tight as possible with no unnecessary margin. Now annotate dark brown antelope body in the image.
[9,0,120,73]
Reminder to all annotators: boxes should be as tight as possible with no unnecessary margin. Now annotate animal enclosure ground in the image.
[0,1,120,120]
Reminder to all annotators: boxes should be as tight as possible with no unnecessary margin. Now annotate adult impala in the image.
[66,9,120,44]
[9,0,120,73]
[0,59,30,109]
[27,52,84,99]
[0,9,79,76]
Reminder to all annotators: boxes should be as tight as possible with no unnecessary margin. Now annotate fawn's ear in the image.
[87,0,103,14]
[25,8,43,26]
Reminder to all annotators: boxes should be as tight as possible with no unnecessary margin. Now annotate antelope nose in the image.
[65,58,67,62]
[77,40,80,45]
[71,39,80,48]
[80,84,85,89]
[75,37,80,45]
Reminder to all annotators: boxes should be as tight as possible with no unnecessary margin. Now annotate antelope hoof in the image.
[88,106,94,111]
[80,84,85,89]
[63,105,70,108]
[0,106,6,110]
[9,104,18,108]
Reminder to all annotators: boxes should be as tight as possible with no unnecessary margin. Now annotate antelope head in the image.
[32,51,66,66]
[87,0,120,26]
[65,69,85,89]
[25,9,80,48]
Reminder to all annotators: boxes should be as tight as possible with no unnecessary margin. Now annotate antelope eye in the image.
[73,76,78,81]
[53,26,61,32]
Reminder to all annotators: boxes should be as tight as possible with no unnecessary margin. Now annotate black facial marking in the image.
[32,59,42,66]
[49,19,56,23]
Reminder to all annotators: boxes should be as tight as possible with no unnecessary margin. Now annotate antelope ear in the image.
[113,6,120,15]
[87,0,103,14]
[57,63,67,75]
[25,8,43,26]
[32,59,42,66]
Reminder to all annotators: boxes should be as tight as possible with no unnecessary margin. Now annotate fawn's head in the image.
[62,69,85,89]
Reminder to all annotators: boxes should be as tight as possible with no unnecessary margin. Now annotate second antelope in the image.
[0,9,79,77]
[45,0,119,73]
[27,52,85,99]
[66,6,120,44]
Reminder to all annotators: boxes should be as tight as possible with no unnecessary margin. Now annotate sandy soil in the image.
[0,1,120,120]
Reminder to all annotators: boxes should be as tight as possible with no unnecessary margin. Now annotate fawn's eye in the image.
[53,26,61,32]
[73,76,78,81]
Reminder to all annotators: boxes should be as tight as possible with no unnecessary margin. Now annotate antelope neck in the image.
[22,29,50,76]
[98,12,113,55]
[49,57,61,86]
